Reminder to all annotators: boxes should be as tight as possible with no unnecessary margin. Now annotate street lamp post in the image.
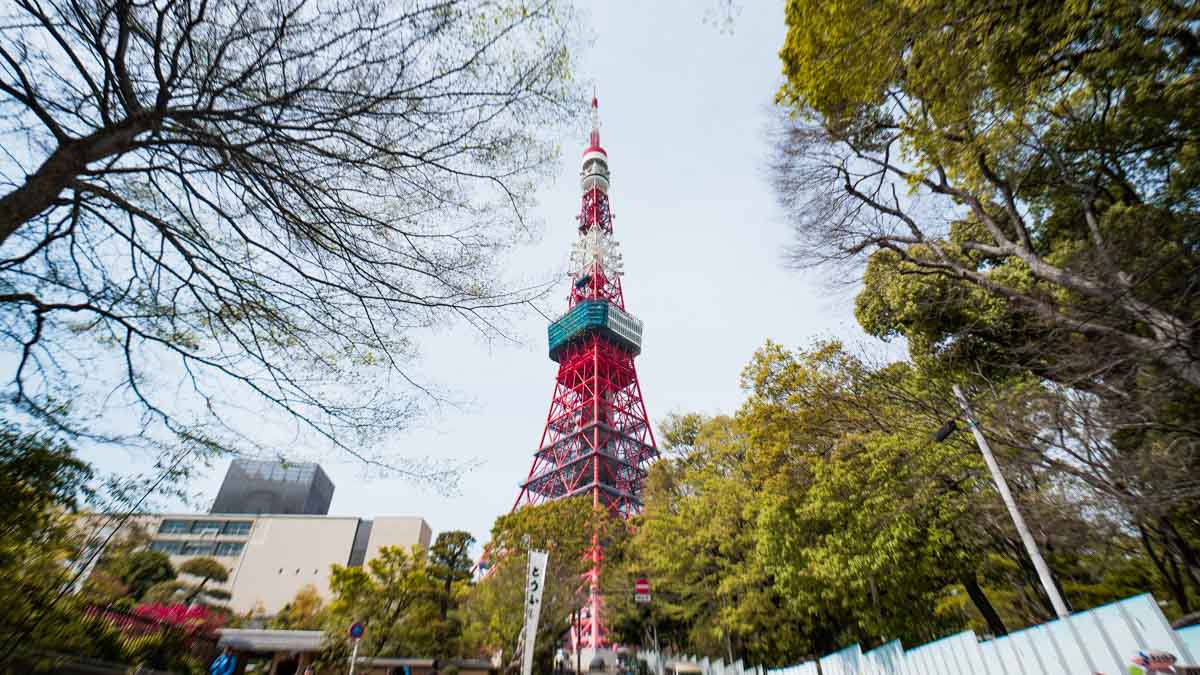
[950,385,1071,619]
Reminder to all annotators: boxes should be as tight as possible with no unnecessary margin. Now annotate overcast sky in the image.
[79,1,888,550]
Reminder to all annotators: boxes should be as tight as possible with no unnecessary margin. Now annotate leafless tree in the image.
[767,105,1200,392]
[0,0,584,481]
[978,380,1200,612]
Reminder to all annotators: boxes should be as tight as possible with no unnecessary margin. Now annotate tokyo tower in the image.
[511,96,658,654]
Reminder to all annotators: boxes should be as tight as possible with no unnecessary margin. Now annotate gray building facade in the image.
[210,459,335,516]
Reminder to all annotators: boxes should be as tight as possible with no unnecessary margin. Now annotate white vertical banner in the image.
[521,549,550,675]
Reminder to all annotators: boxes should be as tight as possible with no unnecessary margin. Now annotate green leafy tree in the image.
[429,530,476,656]
[82,525,175,607]
[737,344,996,643]
[0,425,94,662]
[0,426,179,669]
[0,425,211,672]
[770,0,1200,613]
[431,531,477,619]
[146,557,231,606]
[321,546,440,663]
[119,549,176,601]
[0,422,93,563]
[459,497,622,674]
[775,0,1199,387]
[623,342,1183,664]
[270,584,326,631]
[610,412,846,665]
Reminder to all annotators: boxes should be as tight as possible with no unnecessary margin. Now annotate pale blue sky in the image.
[75,1,886,549]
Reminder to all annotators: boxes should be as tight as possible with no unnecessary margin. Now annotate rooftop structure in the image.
[210,459,334,516]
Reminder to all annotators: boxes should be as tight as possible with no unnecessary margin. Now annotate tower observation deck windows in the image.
[547,300,643,361]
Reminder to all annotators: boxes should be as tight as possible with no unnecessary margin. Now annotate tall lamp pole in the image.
[951,385,1071,620]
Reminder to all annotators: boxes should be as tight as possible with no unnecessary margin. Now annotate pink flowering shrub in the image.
[132,602,224,634]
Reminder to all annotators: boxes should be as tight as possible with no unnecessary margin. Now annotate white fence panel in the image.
[817,643,862,675]
[698,593,1197,675]
[862,640,904,675]
[1180,625,1200,663]
[1046,616,1100,673]
[976,639,1012,675]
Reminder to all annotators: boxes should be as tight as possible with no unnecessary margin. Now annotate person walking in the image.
[209,646,237,675]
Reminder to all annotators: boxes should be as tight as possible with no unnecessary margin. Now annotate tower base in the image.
[571,647,617,672]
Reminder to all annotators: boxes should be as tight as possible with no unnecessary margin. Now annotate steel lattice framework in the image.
[511,97,658,651]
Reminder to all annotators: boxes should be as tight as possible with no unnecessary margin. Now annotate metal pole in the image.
[652,619,662,675]
[952,385,1070,619]
[348,638,360,675]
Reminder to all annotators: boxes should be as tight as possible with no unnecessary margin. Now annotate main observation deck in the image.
[547,299,643,362]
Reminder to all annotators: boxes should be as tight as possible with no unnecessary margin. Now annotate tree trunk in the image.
[1161,516,1200,593]
[0,143,88,246]
[440,576,451,621]
[0,117,154,247]
[184,576,210,605]
[960,571,1008,637]
[1140,524,1192,614]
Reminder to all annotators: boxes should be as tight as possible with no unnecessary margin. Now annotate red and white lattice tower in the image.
[511,96,658,652]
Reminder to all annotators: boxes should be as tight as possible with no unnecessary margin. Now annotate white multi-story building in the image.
[81,461,433,614]
[89,513,431,614]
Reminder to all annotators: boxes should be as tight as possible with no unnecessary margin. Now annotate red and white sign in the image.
[635,577,650,603]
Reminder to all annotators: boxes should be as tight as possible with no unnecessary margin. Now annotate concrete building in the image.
[210,459,335,516]
[80,460,431,615]
[119,512,433,614]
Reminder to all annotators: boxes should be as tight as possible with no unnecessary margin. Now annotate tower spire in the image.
[589,94,601,150]
[579,96,612,235]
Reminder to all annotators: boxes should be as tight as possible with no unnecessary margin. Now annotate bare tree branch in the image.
[0,0,585,485]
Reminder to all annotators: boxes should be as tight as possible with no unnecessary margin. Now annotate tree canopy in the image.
[460,497,623,673]
[270,584,326,631]
[429,530,476,656]
[145,556,231,606]
[775,0,1198,386]
[770,0,1200,619]
[81,527,175,608]
[322,545,441,664]
[0,0,585,479]
[617,342,1188,666]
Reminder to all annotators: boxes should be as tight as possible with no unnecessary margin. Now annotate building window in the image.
[182,541,216,556]
[190,521,222,535]
[221,521,252,536]
[150,540,183,554]
[158,519,191,535]
[215,542,244,557]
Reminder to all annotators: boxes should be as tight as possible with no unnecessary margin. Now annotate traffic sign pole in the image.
[347,622,365,675]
